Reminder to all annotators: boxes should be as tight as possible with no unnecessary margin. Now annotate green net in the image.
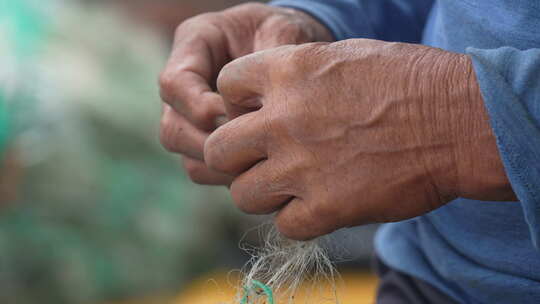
[0,1,242,303]
[0,0,47,157]
[241,280,275,304]
[0,94,9,158]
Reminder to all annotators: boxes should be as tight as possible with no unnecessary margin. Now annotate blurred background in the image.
[0,0,377,303]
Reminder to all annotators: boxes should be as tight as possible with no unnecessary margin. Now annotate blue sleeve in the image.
[467,47,540,249]
[270,0,434,42]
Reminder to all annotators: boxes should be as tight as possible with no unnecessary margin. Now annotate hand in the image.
[205,39,515,240]
[159,3,333,185]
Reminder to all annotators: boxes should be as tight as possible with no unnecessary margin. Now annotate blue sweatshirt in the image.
[270,1,540,303]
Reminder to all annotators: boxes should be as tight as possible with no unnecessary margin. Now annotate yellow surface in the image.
[172,270,378,304]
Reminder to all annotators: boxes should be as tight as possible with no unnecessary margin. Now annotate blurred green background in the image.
[0,1,376,303]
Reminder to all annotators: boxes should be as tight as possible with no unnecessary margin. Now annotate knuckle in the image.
[158,70,177,102]
[280,43,328,76]
[267,46,306,82]
[158,68,182,105]
[159,118,180,153]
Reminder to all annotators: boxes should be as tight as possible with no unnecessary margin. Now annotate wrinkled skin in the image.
[205,40,515,240]
[159,3,332,185]
[160,4,515,240]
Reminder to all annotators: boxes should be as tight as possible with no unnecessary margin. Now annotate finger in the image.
[253,13,313,51]
[229,159,294,215]
[159,18,229,131]
[274,197,338,241]
[160,71,226,131]
[204,111,268,176]
[160,70,227,132]
[182,156,233,186]
[217,51,271,120]
[160,104,208,160]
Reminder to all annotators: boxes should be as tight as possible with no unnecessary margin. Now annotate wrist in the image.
[455,56,516,201]
[416,50,515,201]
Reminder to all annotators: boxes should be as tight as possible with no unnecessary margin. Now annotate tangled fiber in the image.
[236,224,340,304]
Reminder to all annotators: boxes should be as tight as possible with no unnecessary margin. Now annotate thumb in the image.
[253,14,313,51]
[253,10,334,52]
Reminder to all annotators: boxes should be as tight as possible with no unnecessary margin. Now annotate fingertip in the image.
[217,54,267,118]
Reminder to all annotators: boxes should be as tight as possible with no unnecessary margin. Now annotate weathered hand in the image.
[205,39,514,240]
[159,3,332,185]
